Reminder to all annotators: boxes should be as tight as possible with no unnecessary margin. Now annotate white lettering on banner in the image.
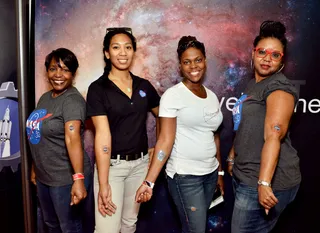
[219,80,319,114]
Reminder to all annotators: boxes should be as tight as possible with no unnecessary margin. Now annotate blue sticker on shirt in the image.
[26,109,52,144]
[232,94,251,131]
[139,90,146,97]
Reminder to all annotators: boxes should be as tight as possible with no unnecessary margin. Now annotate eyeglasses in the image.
[254,48,284,61]
[106,27,132,34]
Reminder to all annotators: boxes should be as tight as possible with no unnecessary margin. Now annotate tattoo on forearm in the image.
[157,150,166,161]
[102,146,109,154]
[273,125,281,132]
[69,124,74,131]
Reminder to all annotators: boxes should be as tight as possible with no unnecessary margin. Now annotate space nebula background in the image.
[34,0,320,232]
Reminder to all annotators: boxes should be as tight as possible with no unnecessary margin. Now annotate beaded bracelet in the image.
[72,173,85,181]
[226,157,235,165]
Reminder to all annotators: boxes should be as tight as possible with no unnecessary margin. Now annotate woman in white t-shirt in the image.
[135,36,224,233]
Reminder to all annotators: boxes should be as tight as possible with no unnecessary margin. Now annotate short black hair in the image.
[253,20,287,53]
[103,28,137,75]
[177,36,206,60]
[45,48,79,75]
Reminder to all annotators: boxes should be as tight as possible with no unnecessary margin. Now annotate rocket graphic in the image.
[0,106,12,158]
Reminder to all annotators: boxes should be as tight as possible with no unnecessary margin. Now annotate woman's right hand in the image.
[98,183,117,217]
[135,184,153,203]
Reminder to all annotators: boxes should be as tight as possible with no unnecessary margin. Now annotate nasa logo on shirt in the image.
[26,109,52,144]
[139,90,146,97]
[232,94,251,131]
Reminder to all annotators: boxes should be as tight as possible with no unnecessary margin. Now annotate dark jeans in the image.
[231,177,300,233]
[167,169,218,233]
[36,173,92,233]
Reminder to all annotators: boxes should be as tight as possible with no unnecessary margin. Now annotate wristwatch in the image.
[218,171,225,176]
[257,180,271,187]
[143,180,155,189]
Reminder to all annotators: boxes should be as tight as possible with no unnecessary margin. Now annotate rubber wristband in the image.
[72,173,85,181]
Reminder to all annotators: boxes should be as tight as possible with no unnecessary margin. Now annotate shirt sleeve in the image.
[86,82,108,117]
[263,77,299,104]
[159,88,181,118]
[146,81,160,110]
[62,94,86,124]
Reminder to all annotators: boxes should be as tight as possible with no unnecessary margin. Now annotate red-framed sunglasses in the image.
[254,48,284,61]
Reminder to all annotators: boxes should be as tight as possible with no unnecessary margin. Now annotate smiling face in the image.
[252,37,284,81]
[104,33,134,72]
[47,58,74,94]
[180,47,206,84]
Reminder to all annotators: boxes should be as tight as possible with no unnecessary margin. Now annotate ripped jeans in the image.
[167,169,218,233]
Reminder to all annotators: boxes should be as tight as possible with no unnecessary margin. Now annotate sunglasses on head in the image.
[254,48,284,61]
[106,27,132,34]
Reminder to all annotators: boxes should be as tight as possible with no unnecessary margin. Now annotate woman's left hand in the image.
[258,186,278,215]
[70,179,87,206]
[217,175,225,196]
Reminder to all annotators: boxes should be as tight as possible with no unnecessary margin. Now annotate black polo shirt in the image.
[86,72,160,157]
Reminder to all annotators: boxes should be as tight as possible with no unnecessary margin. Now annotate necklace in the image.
[109,73,132,93]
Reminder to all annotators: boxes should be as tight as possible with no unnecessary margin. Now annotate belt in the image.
[111,152,146,161]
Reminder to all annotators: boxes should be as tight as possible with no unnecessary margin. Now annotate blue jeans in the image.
[231,177,300,233]
[167,169,218,233]
[36,173,92,233]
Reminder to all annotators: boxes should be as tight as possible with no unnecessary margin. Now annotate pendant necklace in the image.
[109,73,132,93]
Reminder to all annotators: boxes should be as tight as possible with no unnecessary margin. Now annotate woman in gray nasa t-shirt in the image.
[26,48,92,233]
[228,21,301,233]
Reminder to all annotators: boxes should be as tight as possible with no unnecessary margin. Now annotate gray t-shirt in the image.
[26,87,91,186]
[233,72,301,190]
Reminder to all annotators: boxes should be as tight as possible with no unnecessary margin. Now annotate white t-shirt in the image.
[159,82,223,178]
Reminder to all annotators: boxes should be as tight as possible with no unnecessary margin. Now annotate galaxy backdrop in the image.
[34,0,320,232]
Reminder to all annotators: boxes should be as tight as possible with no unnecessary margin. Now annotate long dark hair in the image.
[102,28,137,75]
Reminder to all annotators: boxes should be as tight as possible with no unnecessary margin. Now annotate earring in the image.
[250,59,254,69]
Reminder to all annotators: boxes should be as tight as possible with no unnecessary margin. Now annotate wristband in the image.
[257,180,271,187]
[218,171,225,176]
[72,173,85,181]
[143,180,155,189]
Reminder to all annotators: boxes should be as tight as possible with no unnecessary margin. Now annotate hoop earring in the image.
[277,64,285,73]
[250,59,254,69]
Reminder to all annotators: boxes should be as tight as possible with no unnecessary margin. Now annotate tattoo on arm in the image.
[157,150,166,161]
[102,146,109,154]
[273,124,281,132]
[68,124,74,131]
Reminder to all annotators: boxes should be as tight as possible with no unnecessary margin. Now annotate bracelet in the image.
[257,180,271,187]
[72,173,85,181]
[226,157,234,164]
[143,180,155,189]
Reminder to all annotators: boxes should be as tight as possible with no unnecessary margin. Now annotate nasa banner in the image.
[0,0,24,233]
[34,0,320,232]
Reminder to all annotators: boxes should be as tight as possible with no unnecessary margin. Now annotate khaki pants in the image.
[94,155,149,233]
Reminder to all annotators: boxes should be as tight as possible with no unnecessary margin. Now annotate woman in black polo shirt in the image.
[86,27,160,233]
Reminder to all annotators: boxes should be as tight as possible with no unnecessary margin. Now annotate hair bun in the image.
[178,36,198,48]
[259,20,286,38]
